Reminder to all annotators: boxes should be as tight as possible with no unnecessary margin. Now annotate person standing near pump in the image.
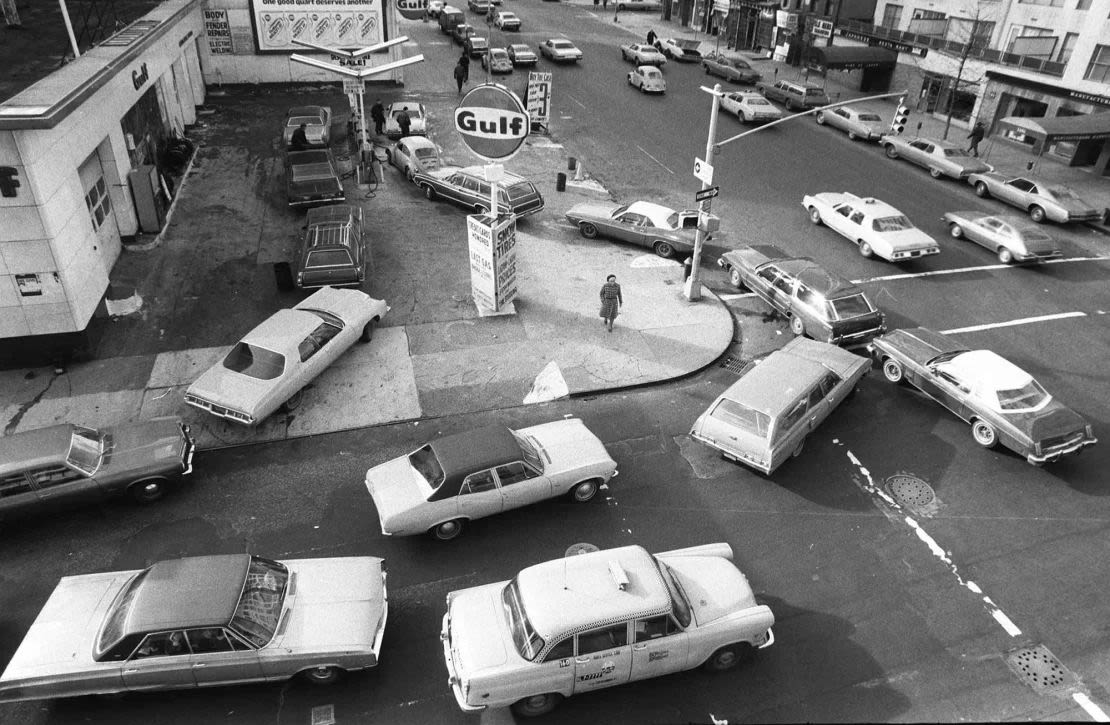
[290,123,309,150]
[599,274,622,332]
[967,121,986,157]
[396,107,412,138]
[370,99,386,137]
[646,28,657,46]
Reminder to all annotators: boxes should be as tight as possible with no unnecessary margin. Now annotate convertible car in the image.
[565,200,712,258]
[870,327,1097,465]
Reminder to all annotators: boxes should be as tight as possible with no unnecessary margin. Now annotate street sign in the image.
[526,71,552,127]
[396,0,427,21]
[812,19,833,38]
[342,78,365,94]
[693,157,714,185]
[695,186,719,202]
[455,84,530,160]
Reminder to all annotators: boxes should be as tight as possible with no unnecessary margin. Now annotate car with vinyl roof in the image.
[814,105,886,141]
[285,149,344,208]
[965,172,1103,224]
[701,52,761,84]
[564,200,713,259]
[441,542,774,717]
[882,136,992,180]
[413,165,544,217]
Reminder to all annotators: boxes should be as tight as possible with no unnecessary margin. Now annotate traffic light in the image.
[890,95,909,135]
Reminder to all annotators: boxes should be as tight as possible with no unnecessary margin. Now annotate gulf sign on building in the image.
[467,213,517,312]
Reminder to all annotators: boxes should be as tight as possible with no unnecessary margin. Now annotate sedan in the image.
[628,65,666,94]
[966,172,1103,223]
[282,105,331,148]
[482,47,513,74]
[815,106,886,141]
[654,37,702,62]
[701,51,761,84]
[803,192,940,262]
[942,211,1062,264]
[184,287,389,426]
[285,149,344,207]
[717,244,885,346]
[620,42,666,66]
[721,91,782,123]
[464,35,488,58]
[507,43,538,66]
[565,200,710,258]
[870,327,1097,465]
[0,554,387,701]
[384,101,427,139]
[364,418,617,540]
[882,136,992,180]
[451,23,474,44]
[0,417,194,520]
[388,135,441,181]
[494,10,520,30]
[539,38,583,63]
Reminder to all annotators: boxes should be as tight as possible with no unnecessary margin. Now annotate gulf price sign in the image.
[396,0,427,20]
[454,83,529,160]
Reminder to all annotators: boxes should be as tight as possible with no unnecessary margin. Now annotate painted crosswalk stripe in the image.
[941,311,1087,335]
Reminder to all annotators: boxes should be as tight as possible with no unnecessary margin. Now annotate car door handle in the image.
[192,663,207,668]
[633,644,648,651]
[575,658,591,664]
[123,668,139,674]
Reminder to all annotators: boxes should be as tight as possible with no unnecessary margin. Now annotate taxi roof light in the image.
[608,560,630,590]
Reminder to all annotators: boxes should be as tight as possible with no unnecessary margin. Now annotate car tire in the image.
[432,519,464,541]
[848,131,858,141]
[949,223,964,239]
[361,318,378,343]
[807,206,822,225]
[474,203,487,214]
[971,419,999,448]
[422,183,437,200]
[740,111,750,123]
[511,694,563,718]
[653,241,675,259]
[128,478,168,504]
[1029,205,1047,223]
[578,222,600,239]
[858,241,874,258]
[792,437,806,458]
[789,315,806,337]
[974,181,990,198]
[705,65,711,75]
[405,165,415,182]
[884,144,899,159]
[301,666,342,686]
[702,644,751,672]
[283,389,304,412]
[997,247,1014,264]
[569,478,600,502]
[882,358,905,384]
[729,268,744,289]
[929,167,943,179]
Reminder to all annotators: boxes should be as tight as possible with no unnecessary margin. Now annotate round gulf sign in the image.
[455,83,529,160]
[396,0,426,20]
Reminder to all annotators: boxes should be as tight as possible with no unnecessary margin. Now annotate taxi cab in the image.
[440,543,774,717]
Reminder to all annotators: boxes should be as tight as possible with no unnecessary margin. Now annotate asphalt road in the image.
[2,4,1109,725]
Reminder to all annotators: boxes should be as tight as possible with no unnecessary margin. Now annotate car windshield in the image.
[409,444,446,490]
[653,558,692,628]
[223,343,285,380]
[492,51,508,60]
[829,294,873,319]
[288,116,320,127]
[230,557,289,648]
[502,578,545,661]
[551,40,573,49]
[415,148,438,160]
[858,113,882,121]
[511,45,529,53]
[748,97,772,106]
[873,215,913,232]
[67,425,104,475]
[96,568,150,658]
[943,147,971,157]
[510,430,545,472]
[710,398,770,438]
[306,249,354,268]
[993,379,1050,411]
[643,69,662,78]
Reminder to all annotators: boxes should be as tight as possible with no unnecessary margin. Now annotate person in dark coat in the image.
[453,61,467,93]
[599,274,622,332]
[396,107,412,138]
[370,99,386,136]
[459,50,470,82]
[967,121,986,157]
[646,28,657,46]
[290,123,309,150]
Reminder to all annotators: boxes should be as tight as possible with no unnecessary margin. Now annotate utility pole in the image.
[685,83,723,302]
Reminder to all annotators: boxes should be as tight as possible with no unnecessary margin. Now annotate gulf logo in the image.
[454,84,529,160]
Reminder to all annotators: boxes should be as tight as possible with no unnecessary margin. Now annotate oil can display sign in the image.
[249,0,387,52]
[526,72,552,127]
[467,214,518,312]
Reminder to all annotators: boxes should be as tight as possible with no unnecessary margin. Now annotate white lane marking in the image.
[636,144,675,175]
[941,311,1087,335]
[1074,693,1110,723]
[566,93,587,109]
[853,255,1110,284]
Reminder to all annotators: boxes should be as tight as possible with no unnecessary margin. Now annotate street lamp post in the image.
[684,82,723,302]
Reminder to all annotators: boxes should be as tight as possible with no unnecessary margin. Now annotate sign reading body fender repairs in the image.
[249,0,387,53]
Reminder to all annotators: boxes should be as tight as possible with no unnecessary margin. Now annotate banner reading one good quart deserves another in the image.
[250,0,388,52]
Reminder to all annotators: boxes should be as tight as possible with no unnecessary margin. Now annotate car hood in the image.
[278,558,386,656]
[364,455,431,526]
[674,39,702,51]
[663,556,758,625]
[186,363,279,414]
[1,571,132,683]
[566,201,621,221]
[447,583,510,675]
[99,418,187,475]
[519,419,615,475]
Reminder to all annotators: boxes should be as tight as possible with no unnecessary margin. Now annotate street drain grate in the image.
[719,355,749,374]
[886,474,935,508]
[1007,645,1072,693]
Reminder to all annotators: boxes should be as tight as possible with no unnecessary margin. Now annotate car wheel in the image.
[405,165,415,182]
[511,694,563,718]
[858,241,874,258]
[740,111,750,123]
[848,131,858,141]
[432,519,464,541]
[384,149,393,163]
[578,222,600,239]
[283,389,304,412]
[949,223,964,239]
[929,167,943,179]
[882,358,905,383]
[301,666,342,686]
[474,203,487,214]
[702,644,751,672]
[997,247,1014,264]
[792,437,806,458]
[1029,205,1047,223]
[974,181,990,198]
[422,183,437,200]
[570,478,600,502]
[360,318,378,343]
[653,241,675,259]
[884,144,899,159]
[815,111,826,125]
[971,419,999,448]
[729,268,744,289]
[807,206,822,225]
[129,478,168,504]
[705,65,711,75]
[789,315,806,337]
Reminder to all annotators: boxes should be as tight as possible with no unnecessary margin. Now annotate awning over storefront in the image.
[806,45,897,70]
[997,114,1110,143]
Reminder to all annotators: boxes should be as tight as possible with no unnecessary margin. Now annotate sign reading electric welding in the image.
[249,0,386,53]
[455,84,529,160]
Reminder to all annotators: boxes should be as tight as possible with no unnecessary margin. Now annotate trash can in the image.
[274,262,294,291]
[556,172,567,192]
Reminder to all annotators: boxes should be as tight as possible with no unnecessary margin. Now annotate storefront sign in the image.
[204,9,233,55]
[835,28,928,57]
[811,19,832,38]
[0,166,20,198]
[1070,90,1110,107]
[526,71,552,127]
[467,213,518,312]
[131,62,149,91]
[775,10,798,31]
[249,0,386,53]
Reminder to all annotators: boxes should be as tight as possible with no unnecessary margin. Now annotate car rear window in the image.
[409,444,446,489]
[222,343,285,380]
[306,249,354,268]
[292,164,335,181]
[710,398,770,438]
[873,215,913,232]
[67,425,103,475]
[288,116,320,127]
[230,557,289,648]
[506,181,537,200]
[829,294,873,319]
[994,380,1049,411]
[96,568,149,658]
[415,148,438,161]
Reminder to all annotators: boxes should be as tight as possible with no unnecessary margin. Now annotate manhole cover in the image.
[566,543,599,557]
[1007,645,1071,692]
[886,474,935,508]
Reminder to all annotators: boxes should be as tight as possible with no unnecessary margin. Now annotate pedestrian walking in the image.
[290,123,309,150]
[453,61,467,93]
[396,107,412,138]
[967,121,986,157]
[370,99,386,136]
[599,274,622,332]
[459,50,470,82]
[646,28,657,46]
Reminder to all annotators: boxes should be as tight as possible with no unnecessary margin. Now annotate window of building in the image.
[1005,25,1056,56]
[908,8,946,36]
[84,175,112,231]
[1075,0,1090,7]
[1084,45,1110,82]
[1057,32,1078,64]
[1017,0,1063,6]
[946,18,995,46]
[881,3,903,28]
